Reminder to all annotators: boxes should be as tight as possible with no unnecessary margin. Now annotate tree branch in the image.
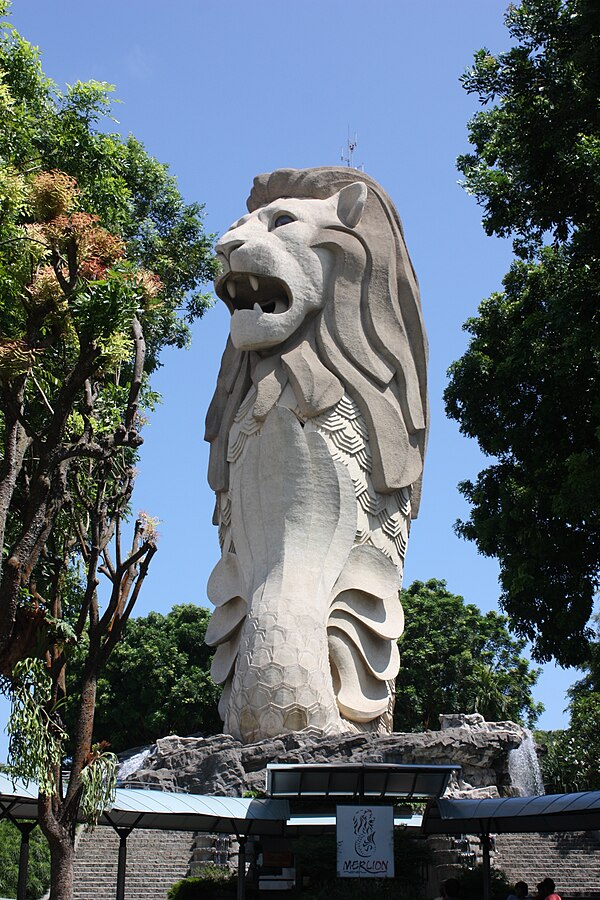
[100,542,157,662]
[125,315,145,432]
[30,372,55,416]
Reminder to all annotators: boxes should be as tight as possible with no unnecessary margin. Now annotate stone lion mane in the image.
[205,166,429,518]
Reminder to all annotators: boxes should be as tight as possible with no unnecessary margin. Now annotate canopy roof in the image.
[423,791,600,835]
[266,763,459,800]
[0,774,290,835]
[0,774,39,820]
[99,789,290,835]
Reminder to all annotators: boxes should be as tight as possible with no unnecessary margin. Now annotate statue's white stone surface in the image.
[205,167,428,742]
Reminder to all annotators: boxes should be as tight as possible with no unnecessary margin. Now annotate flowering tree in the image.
[0,6,216,897]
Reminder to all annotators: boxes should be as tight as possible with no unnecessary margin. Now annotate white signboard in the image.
[336,805,394,878]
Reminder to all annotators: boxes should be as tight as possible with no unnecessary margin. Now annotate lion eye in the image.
[272,214,295,229]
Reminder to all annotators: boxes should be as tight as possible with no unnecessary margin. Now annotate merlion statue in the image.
[204,167,428,742]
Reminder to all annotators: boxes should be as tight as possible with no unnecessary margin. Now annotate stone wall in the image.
[494,831,600,896]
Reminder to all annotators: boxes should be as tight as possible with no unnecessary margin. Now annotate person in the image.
[507,881,531,900]
[541,878,561,900]
[442,878,460,899]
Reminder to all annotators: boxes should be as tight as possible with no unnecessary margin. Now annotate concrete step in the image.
[73,826,195,900]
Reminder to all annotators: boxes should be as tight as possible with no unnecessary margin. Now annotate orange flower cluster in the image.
[28,265,62,307]
[40,212,126,282]
[29,170,78,221]
[0,338,39,378]
[132,269,163,301]
[23,170,162,309]
[44,212,123,261]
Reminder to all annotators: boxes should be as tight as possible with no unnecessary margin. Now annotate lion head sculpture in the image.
[204,167,428,741]
[206,166,428,515]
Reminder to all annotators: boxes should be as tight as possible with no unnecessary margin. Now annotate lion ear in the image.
[336,182,367,228]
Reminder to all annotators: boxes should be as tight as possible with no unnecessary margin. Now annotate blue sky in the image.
[4,0,577,739]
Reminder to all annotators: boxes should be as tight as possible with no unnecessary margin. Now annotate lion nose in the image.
[216,238,244,262]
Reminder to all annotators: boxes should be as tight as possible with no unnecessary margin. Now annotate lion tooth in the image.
[227,280,236,300]
[253,302,262,314]
[249,275,259,292]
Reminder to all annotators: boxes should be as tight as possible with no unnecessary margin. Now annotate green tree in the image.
[537,613,600,792]
[0,821,50,899]
[444,0,600,665]
[537,694,600,793]
[64,605,222,752]
[567,613,600,701]
[556,692,600,789]
[0,5,216,898]
[394,580,543,731]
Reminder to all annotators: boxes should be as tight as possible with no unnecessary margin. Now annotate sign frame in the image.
[336,804,395,879]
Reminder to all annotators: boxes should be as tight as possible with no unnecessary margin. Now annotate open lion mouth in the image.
[218,273,291,316]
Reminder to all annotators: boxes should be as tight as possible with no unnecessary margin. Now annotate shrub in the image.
[167,868,236,900]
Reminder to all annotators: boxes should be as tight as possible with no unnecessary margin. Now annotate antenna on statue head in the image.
[341,127,364,171]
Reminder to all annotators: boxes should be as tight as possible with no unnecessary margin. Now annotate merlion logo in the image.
[353,808,376,858]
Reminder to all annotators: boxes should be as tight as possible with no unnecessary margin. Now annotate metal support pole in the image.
[481,832,491,900]
[237,835,247,900]
[16,822,36,900]
[105,814,141,900]
[116,831,128,900]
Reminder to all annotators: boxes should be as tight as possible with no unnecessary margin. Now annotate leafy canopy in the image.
[394,579,542,732]
[445,0,600,665]
[539,615,600,793]
[537,694,600,793]
[537,617,600,794]
[456,0,599,256]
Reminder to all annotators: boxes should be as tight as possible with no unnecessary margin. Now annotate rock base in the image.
[123,714,536,799]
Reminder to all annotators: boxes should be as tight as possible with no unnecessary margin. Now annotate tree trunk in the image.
[38,670,98,900]
[48,832,75,900]
[69,671,97,786]
[38,796,76,900]
[0,384,30,653]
